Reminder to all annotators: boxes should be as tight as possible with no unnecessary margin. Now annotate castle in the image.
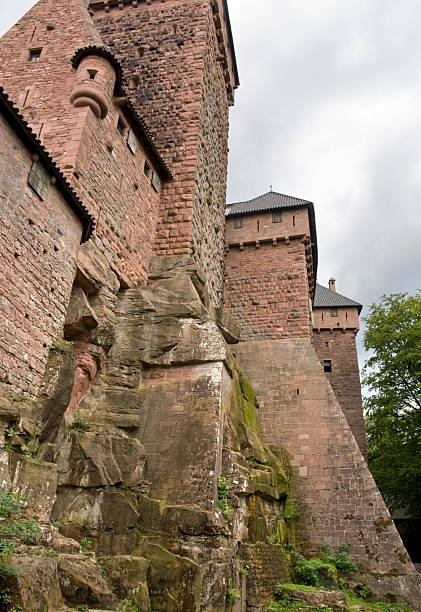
[0,0,420,610]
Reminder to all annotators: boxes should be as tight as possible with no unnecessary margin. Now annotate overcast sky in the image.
[2,1,421,365]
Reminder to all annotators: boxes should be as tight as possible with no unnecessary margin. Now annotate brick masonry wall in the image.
[0,0,164,288]
[313,305,360,331]
[313,328,367,456]
[234,339,418,584]
[224,240,312,340]
[92,0,232,305]
[226,208,310,246]
[0,115,83,395]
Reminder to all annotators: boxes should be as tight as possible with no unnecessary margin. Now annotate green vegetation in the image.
[363,292,421,516]
[0,490,41,577]
[317,541,357,574]
[226,587,241,601]
[216,475,232,521]
[79,537,92,555]
[71,415,90,433]
[119,599,139,612]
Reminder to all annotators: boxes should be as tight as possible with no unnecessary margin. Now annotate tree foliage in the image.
[363,292,421,517]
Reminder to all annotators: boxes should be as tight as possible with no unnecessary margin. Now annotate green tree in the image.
[363,292,421,517]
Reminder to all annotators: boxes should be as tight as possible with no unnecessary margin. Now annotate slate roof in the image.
[314,284,362,313]
[225,190,313,216]
[226,191,318,281]
[0,86,95,242]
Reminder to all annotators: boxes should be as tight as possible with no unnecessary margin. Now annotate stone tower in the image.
[89,0,239,305]
[313,280,366,455]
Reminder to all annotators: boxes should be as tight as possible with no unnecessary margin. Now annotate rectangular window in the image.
[28,48,42,62]
[151,170,161,192]
[127,129,138,154]
[234,216,243,229]
[330,307,338,317]
[272,210,282,223]
[323,360,332,373]
[144,160,151,176]
[117,116,126,136]
[28,160,49,200]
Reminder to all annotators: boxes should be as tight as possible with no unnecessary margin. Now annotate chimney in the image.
[329,277,336,292]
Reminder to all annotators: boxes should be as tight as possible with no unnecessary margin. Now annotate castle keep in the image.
[0,1,420,610]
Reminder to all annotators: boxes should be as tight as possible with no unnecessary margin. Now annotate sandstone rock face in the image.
[58,554,116,608]
[7,556,63,611]
[54,488,139,556]
[9,453,57,523]
[55,428,145,487]
[99,555,151,610]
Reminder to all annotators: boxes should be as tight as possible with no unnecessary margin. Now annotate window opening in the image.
[325,341,329,348]
[28,160,49,200]
[88,69,97,80]
[234,216,243,229]
[293,215,296,226]
[23,88,31,108]
[346,312,348,321]
[143,160,151,176]
[322,360,332,373]
[151,170,161,192]
[136,46,145,59]
[330,307,338,317]
[28,48,42,62]
[257,220,260,232]
[117,116,126,136]
[272,210,282,223]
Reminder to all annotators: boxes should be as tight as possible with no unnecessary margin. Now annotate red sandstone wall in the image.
[0,115,83,395]
[91,0,232,305]
[234,339,417,585]
[313,306,359,331]
[226,208,310,246]
[224,240,312,340]
[0,0,163,288]
[313,328,366,455]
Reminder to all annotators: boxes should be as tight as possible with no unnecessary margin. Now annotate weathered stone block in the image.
[99,555,151,610]
[55,428,145,487]
[64,286,98,339]
[53,488,138,555]
[59,554,116,608]
[7,556,63,611]
[9,453,57,523]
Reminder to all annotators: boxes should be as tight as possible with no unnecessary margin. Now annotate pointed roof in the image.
[314,283,362,313]
[225,190,313,216]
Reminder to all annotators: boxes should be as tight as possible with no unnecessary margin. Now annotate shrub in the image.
[226,588,240,601]
[71,416,90,433]
[80,538,92,555]
[317,541,357,574]
[0,490,41,577]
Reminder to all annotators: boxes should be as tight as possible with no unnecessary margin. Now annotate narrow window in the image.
[321,313,324,322]
[257,220,260,232]
[23,88,31,108]
[144,160,151,177]
[151,170,161,192]
[28,160,49,200]
[234,217,243,229]
[117,116,126,136]
[330,307,338,317]
[323,360,332,373]
[292,215,296,226]
[28,48,42,62]
[127,129,138,154]
[272,210,282,223]
[346,312,348,321]
[136,46,145,58]
[325,341,329,348]
[87,69,97,80]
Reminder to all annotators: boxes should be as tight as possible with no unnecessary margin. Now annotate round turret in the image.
[70,49,117,119]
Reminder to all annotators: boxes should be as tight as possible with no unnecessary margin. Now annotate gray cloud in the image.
[2,1,421,368]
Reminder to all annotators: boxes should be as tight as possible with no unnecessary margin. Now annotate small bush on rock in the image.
[0,490,41,576]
